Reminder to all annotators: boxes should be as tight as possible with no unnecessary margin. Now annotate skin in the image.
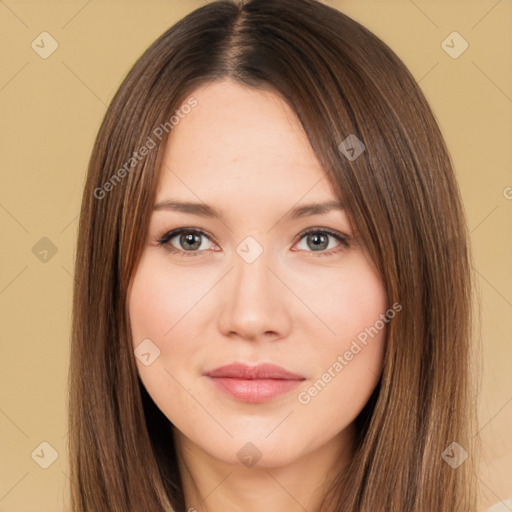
[128,79,387,512]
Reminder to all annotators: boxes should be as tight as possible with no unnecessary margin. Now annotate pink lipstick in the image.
[203,363,305,403]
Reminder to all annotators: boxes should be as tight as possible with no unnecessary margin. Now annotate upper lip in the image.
[204,363,305,380]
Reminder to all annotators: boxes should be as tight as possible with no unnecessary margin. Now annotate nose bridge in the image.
[231,233,275,294]
[218,239,291,341]
[233,245,272,298]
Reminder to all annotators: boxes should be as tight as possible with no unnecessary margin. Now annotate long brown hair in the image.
[68,0,479,510]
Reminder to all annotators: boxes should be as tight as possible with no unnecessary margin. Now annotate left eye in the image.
[156,228,350,257]
[295,229,349,254]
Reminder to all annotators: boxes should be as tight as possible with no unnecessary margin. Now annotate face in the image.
[128,79,388,469]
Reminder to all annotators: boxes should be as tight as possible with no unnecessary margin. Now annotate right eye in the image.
[156,228,216,257]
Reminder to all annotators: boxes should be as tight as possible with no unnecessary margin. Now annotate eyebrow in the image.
[152,199,345,223]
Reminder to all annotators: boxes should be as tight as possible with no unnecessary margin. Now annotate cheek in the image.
[129,254,212,345]
[128,254,206,399]
[128,255,210,427]
[295,256,387,412]
[298,255,387,347]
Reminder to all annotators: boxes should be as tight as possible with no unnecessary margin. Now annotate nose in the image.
[217,248,293,343]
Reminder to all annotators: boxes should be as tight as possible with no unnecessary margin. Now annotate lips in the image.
[203,363,305,403]
[203,363,305,380]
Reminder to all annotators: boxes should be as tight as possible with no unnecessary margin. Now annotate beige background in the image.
[0,1,510,510]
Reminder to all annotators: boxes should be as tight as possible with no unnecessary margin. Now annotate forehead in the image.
[156,80,336,205]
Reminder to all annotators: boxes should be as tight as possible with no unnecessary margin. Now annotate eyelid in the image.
[294,226,350,245]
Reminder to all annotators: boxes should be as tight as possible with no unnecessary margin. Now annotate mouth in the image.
[203,363,306,404]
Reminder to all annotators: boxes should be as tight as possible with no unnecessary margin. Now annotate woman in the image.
[68,0,479,510]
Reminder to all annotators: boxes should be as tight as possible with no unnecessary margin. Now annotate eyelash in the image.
[155,227,351,258]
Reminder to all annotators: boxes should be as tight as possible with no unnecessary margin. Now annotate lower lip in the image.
[206,377,303,403]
